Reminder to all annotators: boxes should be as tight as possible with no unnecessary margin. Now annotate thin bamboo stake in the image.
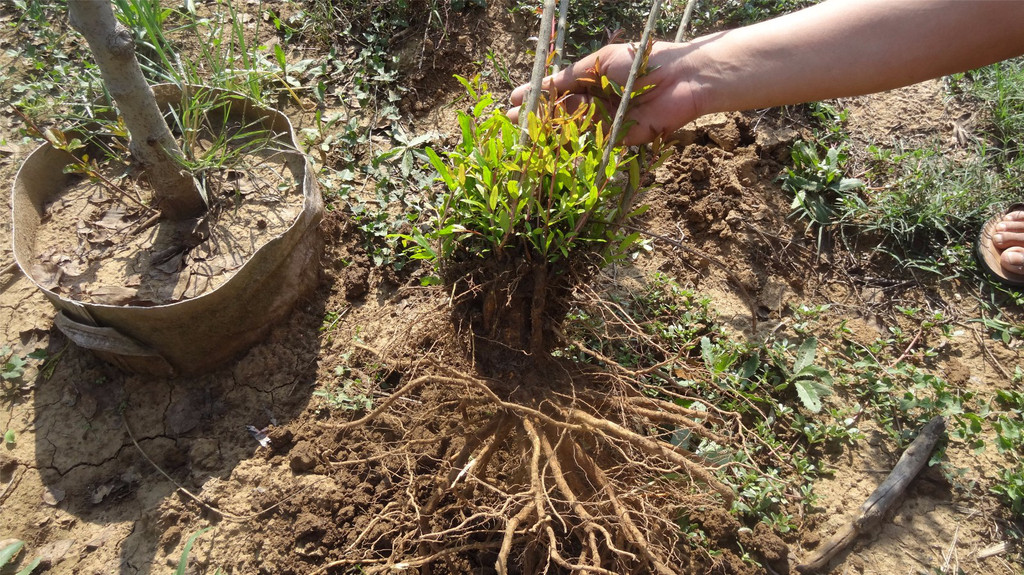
[673,0,698,43]
[597,0,664,180]
[519,0,559,142]
[551,0,571,74]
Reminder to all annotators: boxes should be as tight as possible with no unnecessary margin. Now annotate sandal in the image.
[977,202,1024,287]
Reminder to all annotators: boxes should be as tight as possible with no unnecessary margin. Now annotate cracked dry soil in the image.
[2,1,1024,574]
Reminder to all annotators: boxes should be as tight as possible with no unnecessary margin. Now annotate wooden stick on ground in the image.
[796,416,947,574]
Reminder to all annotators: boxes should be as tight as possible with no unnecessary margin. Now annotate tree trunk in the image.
[67,0,206,220]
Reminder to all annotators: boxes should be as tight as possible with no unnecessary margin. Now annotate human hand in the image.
[507,41,703,146]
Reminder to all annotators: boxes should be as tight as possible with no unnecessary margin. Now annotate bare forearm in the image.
[510,0,1024,145]
[689,0,1024,116]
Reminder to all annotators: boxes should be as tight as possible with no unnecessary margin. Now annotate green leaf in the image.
[373,148,401,165]
[273,44,287,71]
[0,540,24,567]
[15,556,42,575]
[793,337,818,373]
[838,177,864,191]
[798,365,833,385]
[700,337,713,371]
[616,231,641,255]
[825,146,840,167]
[454,74,477,100]
[177,528,212,575]
[739,355,760,379]
[626,204,651,219]
[424,148,454,190]
[401,151,414,177]
[4,430,14,445]
[472,97,490,118]
[794,378,830,413]
[457,113,475,153]
[497,209,511,236]
[505,179,520,201]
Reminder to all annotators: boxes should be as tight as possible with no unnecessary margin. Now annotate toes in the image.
[993,230,1024,249]
[1001,246,1024,275]
[1004,210,1024,222]
[996,218,1024,233]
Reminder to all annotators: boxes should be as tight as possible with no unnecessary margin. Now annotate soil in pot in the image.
[30,120,304,307]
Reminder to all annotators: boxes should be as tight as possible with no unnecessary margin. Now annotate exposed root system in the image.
[317,342,739,574]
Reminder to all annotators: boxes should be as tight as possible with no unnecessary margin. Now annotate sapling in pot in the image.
[10,0,322,375]
[67,0,206,220]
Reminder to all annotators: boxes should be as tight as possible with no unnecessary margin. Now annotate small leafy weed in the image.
[779,140,864,250]
[315,363,374,412]
[2,345,47,398]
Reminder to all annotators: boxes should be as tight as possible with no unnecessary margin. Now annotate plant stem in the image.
[551,0,571,75]
[530,261,548,354]
[674,0,698,43]
[68,0,206,220]
[599,0,663,180]
[519,0,558,142]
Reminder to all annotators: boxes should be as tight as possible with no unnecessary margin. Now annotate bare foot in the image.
[992,209,1024,276]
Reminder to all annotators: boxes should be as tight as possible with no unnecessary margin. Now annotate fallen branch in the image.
[796,416,946,573]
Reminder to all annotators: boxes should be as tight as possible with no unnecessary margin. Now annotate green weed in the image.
[564,274,857,531]
[2,345,47,398]
[314,363,374,412]
[0,539,42,575]
[806,101,850,145]
[819,311,1022,505]
[832,308,989,458]
[851,143,999,270]
[779,139,864,250]
[975,315,1024,345]
[790,303,830,335]
[991,389,1024,516]
[992,466,1024,517]
[119,0,312,104]
[176,527,224,575]
[962,57,1024,168]
[110,0,177,82]
[808,56,1024,276]
[295,1,431,270]
[8,3,105,122]
[765,337,833,414]
[164,88,289,181]
[320,309,346,333]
